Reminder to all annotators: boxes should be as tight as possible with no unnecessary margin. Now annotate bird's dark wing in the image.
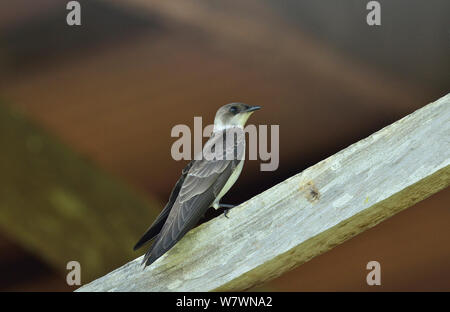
[142,131,243,266]
[133,160,194,250]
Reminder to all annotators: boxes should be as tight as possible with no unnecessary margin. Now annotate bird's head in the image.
[213,103,261,131]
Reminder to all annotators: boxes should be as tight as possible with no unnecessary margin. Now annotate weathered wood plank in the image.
[0,102,162,281]
[77,94,450,291]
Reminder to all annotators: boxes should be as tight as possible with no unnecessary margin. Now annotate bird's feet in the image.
[218,203,236,218]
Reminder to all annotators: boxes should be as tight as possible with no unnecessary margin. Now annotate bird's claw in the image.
[220,204,235,218]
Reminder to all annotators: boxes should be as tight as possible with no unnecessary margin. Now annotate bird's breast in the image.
[212,159,244,209]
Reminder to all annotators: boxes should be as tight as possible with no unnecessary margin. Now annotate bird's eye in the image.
[229,106,238,114]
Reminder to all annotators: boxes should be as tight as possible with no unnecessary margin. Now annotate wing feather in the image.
[133,161,194,250]
[142,129,244,266]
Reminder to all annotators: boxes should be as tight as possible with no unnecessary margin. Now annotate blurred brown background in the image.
[0,0,449,291]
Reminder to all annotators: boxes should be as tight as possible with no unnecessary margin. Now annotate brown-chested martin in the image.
[134,103,261,267]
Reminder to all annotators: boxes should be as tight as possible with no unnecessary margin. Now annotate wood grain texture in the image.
[77,93,450,291]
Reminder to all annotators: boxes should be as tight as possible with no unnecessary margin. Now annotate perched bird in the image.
[134,103,261,267]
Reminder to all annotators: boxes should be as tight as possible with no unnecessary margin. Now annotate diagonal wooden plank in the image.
[77,94,450,291]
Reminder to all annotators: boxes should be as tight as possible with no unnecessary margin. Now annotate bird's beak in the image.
[245,105,261,113]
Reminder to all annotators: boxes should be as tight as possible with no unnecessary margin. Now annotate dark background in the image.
[0,0,449,291]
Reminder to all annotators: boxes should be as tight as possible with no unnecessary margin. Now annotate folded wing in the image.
[133,160,194,250]
[142,131,243,266]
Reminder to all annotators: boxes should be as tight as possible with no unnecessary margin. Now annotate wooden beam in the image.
[77,93,450,291]
[0,102,162,281]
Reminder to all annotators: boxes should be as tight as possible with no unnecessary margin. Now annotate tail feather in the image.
[141,233,160,266]
[134,161,193,251]
[134,202,172,250]
[133,221,164,251]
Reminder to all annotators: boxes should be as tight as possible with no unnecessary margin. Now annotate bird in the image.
[134,103,261,267]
